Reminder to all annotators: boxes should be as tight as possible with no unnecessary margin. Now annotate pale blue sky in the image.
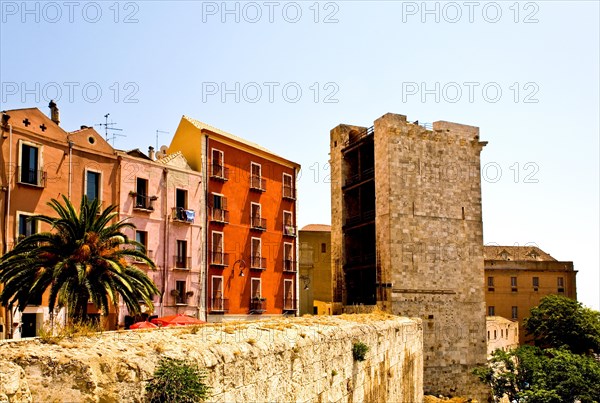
[1,1,598,310]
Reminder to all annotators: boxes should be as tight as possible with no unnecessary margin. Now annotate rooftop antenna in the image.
[95,113,125,145]
[156,130,169,150]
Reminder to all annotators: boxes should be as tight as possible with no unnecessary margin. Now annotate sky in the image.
[1,1,598,310]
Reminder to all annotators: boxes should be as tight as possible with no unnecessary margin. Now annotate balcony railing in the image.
[344,167,374,188]
[18,167,46,187]
[283,259,297,272]
[211,164,229,181]
[283,185,296,200]
[250,175,266,191]
[211,252,229,266]
[174,255,191,270]
[132,193,157,211]
[210,208,229,224]
[343,125,374,149]
[172,207,195,223]
[250,216,267,230]
[250,298,266,313]
[344,210,375,228]
[209,298,229,313]
[283,298,297,311]
[283,224,296,237]
[250,256,266,270]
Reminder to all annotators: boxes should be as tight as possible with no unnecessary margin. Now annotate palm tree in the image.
[0,196,159,324]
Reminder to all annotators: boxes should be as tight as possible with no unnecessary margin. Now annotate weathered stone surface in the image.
[0,314,422,402]
[0,360,31,403]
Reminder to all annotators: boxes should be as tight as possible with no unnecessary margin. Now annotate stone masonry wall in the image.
[0,313,422,403]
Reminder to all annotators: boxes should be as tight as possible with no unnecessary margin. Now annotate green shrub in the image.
[352,341,369,361]
[145,357,210,402]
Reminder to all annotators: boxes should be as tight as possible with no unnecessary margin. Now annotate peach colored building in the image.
[484,245,577,344]
[486,315,519,357]
[169,116,300,321]
[0,104,120,338]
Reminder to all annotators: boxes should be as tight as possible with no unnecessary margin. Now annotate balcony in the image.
[283,259,297,272]
[250,216,267,231]
[343,210,375,229]
[283,185,296,200]
[172,207,195,223]
[211,252,229,267]
[131,193,157,212]
[283,298,297,312]
[283,224,296,237]
[342,125,374,150]
[174,255,191,270]
[250,175,266,192]
[18,167,46,187]
[343,167,374,188]
[209,298,229,313]
[210,164,229,181]
[250,298,266,313]
[250,256,266,270]
[210,208,229,224]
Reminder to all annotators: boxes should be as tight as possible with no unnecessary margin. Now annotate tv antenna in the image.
[95,113,125,145]
[155,130,169,150]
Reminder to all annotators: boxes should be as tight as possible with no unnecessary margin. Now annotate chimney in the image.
[49,100,60,125]
[148,146,155,161]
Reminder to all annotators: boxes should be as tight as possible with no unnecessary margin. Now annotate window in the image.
[557,277,565,293]
[135,231,148,259]
[211,193,228,223]
[250,237,264,269]
[494,330,497,339]
[135,178,150,209]
[284,242,294,272]
[250,203,265,230]
[211,276,226,312]
[251,278,261,299]
[532,276,539,290]
[321,243,327,253]
[511,306,518,320]
[17,213,37,242]
[211,149,226,180]
[501,329,504,338]
[283,210,295,236]
[211,231,226,265]
[283,173,295,199]
[19,142,42,186]
[176,188,187,209]
[284,279,295,310]
[175,280,186,304]
[487,276,494,291]
[176,240,188,269]
[511,276,518,291]
[488,306,495,316]
[250,162,264,191]
[85,170,101,202]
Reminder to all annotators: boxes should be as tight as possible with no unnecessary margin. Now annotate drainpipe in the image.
[4,123,12,255]
[203,135,210,322]
[162,168,169,317]
[67,139,73,199]
[294,166,300,317]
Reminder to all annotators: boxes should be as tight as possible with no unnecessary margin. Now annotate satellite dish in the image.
[156,145,168,159]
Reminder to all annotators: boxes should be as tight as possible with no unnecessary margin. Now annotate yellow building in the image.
[299,224,339,315]
[485,245,577,345]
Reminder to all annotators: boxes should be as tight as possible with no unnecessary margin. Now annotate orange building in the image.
[484,245,577,344]
[169,116,300,321]
[0,103,120,338]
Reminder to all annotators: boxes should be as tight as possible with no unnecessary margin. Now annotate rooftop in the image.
[483,246,556,262]
[300,224,331,232]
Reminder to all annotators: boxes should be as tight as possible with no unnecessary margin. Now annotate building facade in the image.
[298,224,338,315]
[0,105,120,338]
[486,316,519,357]
[484,245,577,344]
[116,148,204,325]
[169,116,300,321]
[330,113,488,399]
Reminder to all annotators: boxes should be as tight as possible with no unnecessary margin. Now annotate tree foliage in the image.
[145,357,210,403]
[0,196,158,323]
[474,346,600,403]
[524,294,600,355]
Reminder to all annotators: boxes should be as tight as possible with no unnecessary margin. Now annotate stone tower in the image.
[330,113,488,399]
